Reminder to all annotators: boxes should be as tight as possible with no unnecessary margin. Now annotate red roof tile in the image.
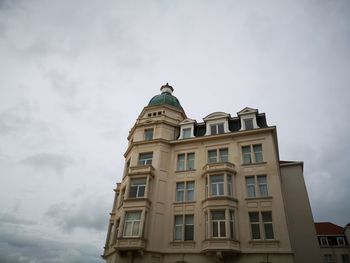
[315,222,344,235]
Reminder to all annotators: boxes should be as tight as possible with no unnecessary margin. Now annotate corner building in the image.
[102,84,321,263]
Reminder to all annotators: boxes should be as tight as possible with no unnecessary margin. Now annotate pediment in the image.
[237,107,258,116]
[203,112,230,121]
[179,118,196,125]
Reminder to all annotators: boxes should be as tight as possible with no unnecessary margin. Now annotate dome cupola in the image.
[148,83,182,109]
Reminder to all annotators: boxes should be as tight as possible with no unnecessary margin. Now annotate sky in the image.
[0,0,349,262]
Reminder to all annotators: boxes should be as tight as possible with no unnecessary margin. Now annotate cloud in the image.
[46,196,109,233]
[0,213,36,226]
[21,153,75,175]
[0,223,103,263]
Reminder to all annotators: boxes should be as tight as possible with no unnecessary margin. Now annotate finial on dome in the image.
[160,83,174,94]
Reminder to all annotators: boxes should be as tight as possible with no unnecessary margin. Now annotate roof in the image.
[148,92,182,109]
[315,222,344,235]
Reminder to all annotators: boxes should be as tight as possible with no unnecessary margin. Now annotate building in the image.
[102,84,321,263]
[315,222,350,263]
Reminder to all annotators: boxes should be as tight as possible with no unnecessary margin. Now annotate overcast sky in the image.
[0,0,349,262]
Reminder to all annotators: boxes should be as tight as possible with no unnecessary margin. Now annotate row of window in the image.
[137,144,264,170]
[143,118,256,141]
[319,236,347,247]
[121,174,269,203]
[324,253,349,263]
[107,210,274,244]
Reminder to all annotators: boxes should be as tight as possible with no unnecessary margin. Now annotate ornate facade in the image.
[102,84,321,263]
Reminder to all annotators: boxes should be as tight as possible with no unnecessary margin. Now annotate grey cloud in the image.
[21,153,75,175]
[0,213,36,226]
[46,196,109,233]
[0,224,103,263]
[0,102,33,135]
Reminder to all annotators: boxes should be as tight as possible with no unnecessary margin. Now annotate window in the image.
[119,188,125,206]
[324,254,333,263]
[206,173,233,197]
[207,210,235,239]
[138,152,153,165]
[249,211,274,240]
[320,237,328,246]
[123,211,141,237]
[245,175,269,198]
[182,128,191,139]
[210,123,224,135]
[144,129,154,141]
[244,118,254,130]
[174,215,194,241]
[177,153,195,171]
[242,144,263,164]
[211,175,224,196]
[208,148,228,163]
[129,178,146,198]
[212,211,226,237]
[338,237,346,246]
[176,181,195,202]
[341,254,349,263]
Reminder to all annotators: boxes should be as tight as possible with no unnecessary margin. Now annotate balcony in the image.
[202,162,236,176]
[115,238,146,251]
[201,239,240,253]
[128,165,154,177]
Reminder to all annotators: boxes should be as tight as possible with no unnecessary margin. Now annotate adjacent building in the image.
[102,84,321,263]
[315,222,350,263]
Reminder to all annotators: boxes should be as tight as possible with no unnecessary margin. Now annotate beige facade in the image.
[102,85,320,263]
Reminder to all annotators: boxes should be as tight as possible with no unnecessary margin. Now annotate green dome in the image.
[148,84,182,109]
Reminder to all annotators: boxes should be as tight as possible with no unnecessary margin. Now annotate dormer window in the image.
[238,107,260,131]
[210,123,224,135]
[182,128,191,139]
[244,118,254,130]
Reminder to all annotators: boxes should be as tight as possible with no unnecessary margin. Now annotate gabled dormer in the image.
[178,118,196,139]
[237,107,259,131]
[203,112,230,136]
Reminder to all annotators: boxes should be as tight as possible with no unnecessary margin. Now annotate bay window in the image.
[123,211,141,237]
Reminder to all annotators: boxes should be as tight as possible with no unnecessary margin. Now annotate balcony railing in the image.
[115,238,146,251]
[202,162,236,176]
[128,165,154,177]
[201,239,240,253]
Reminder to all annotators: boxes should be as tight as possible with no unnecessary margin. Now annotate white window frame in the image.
[320,236,328,246]
[206,209,235,239]
[324,254,334,263]
[177,152,195,171]
[249,211,274,240]
[208,148,228,163]
[174,214,194,241]
[129,178,146,198]
[182,128,191,139]
[176,181,195,202]
[138,152,153,166]
[211,210,226,238]
[242,144,264,164]
[245,175,269,198]
[337,236,346,246]
[210,123,225,135]
[123,211,142,237]
[210,175,224,196]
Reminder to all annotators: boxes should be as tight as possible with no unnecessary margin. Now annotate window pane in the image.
[144,129,153,141]
[219,148,228,162]
[210,125,217,135]
[218,183,224,195]
[249,212,259,222]
[262,212,272,222]
[264,223,274,239]
[242,146,252,164]
[246,177,256,197]
[212,211,225,220]
[218,123,224,134]
[186,182,194,201]
[212,222,218,237]
[185,225,194,240]
[211,175,224,183]
[139,153,153,165]
[187,153,195,170]
[251,224,261,239]
[129,186,137,198]
[124,222,132,236]
[138,186,145,197]
[208,150,217,163]
[183,128,191,139]
[227,175,232,196]
[126,212,141,220]
[253,144,263,163]
[220,221,226,237]
[175,225,182,240]
[244,118,253,130]
[258,176,268,196]
[177,154,185,170]
[132,221,140,236]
